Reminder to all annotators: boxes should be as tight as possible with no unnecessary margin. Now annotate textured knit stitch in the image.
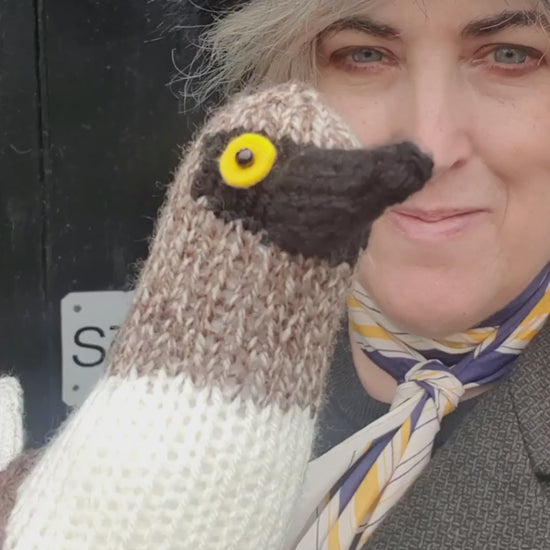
[106,84,360,413]
[107,84,430,413]
[192,132,431,265]
[2,82,431,550]
[6,376,314,549]
[0,377,24,472]
[0,450,41,547]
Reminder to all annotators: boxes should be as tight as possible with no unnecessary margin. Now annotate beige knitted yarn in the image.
[0,377,24,472]
[1,82,431,550]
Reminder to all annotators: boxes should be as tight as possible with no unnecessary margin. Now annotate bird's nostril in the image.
[236,148,255,167]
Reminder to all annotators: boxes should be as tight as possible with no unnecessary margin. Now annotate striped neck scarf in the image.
[297,263,550,550]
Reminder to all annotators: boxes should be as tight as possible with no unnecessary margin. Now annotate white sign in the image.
[61,291,134,407]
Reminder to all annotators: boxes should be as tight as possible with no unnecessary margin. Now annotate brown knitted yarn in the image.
[106,83,387,413]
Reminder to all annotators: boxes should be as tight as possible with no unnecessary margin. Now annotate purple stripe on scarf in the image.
[409,393,425,427]
[336,432,394,513]
[360,348,417,381]
[336,396,426,514]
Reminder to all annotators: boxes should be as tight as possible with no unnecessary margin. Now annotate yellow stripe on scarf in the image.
[353,417,412,527]
[514,292,550,340]
[349,320,393,341]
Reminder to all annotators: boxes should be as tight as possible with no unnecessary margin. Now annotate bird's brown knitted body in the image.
[107,155,354,414]
[1,82,431,550]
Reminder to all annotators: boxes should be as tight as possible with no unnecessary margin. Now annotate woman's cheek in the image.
[319,86,399,147]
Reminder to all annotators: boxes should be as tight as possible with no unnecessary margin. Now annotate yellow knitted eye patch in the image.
[219,133,277,188]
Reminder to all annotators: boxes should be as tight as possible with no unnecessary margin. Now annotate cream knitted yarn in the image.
[0,377,24,472]
[2,82,431,550]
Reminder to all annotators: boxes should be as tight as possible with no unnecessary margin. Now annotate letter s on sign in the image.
[73,326,106,367]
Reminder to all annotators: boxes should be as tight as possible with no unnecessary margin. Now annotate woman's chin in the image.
[357,263,498,338]
[367,294,481,338]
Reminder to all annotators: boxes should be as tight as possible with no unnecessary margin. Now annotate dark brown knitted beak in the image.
[192,132,433,265]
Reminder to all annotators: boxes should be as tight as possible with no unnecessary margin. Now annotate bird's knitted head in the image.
[187,82,433,265]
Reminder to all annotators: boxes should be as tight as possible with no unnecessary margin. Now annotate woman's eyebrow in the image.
[319,10,549,42]
[319,16,401,41]
[461,10,550,37]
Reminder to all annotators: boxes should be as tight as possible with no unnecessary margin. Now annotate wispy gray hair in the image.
[175,0,550,109]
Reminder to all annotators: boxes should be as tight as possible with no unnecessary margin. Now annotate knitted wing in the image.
[0,377,24,472]
[1,82,432,550]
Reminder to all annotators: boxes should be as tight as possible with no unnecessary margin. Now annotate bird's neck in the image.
[107,149,353,414]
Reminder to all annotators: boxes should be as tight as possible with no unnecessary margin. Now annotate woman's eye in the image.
[492,46,530,65]
[350,48,384,63]
[328,47,394,74]
[479,44,546,74]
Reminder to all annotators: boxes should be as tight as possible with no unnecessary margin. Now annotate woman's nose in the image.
[400,73,474,179]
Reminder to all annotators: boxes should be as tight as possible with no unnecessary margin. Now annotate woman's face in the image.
[317,0,550,337]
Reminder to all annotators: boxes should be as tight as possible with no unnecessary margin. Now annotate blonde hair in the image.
[179,0,550,109]
[179,0,379,108]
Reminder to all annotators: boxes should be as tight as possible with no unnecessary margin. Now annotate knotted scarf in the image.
[297,263,550,550]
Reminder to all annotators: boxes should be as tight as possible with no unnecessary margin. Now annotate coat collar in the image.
[508,318,550,477]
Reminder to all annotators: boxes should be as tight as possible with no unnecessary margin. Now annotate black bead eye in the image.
[236,148,254,167]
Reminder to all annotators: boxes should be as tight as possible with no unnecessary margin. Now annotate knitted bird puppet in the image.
[0,82,432,550]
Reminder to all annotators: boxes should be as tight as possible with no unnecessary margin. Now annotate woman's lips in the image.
[387,208,488,241]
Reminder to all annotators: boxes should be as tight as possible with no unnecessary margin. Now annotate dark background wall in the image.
[0,0,204,446]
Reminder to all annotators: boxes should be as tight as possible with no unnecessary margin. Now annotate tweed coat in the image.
[358,318,550,549]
